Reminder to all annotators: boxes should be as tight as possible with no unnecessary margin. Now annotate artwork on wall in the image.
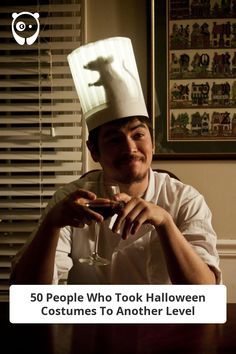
[150,0,236,159]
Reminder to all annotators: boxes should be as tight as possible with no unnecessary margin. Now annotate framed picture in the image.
[149,0,236,159]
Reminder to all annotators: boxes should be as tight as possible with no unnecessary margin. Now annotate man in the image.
[10,38,221,285]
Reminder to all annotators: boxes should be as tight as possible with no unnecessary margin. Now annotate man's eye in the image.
[106,137,121,144]
[133,132,144,139]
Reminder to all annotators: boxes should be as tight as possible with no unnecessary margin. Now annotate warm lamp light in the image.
[67,37,148,131]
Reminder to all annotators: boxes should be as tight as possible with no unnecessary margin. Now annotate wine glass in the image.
[79,181,122,266]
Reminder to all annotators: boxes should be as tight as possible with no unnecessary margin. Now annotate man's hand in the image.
[46,189,109,229]
[112,193,170,239]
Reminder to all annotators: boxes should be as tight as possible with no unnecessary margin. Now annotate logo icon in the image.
[12,12,40,45]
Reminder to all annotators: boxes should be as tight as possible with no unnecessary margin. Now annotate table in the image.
[1,303,236,354]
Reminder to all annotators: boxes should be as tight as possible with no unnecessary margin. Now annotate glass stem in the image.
[93,222,101,255]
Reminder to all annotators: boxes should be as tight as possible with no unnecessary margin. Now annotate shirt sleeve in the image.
[53,226,73,284]
[177,192,222,284]
[11,184,76,282]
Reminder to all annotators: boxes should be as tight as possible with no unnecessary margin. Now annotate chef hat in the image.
[67,37,149,132]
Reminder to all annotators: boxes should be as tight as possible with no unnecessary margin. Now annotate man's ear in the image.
[86,140,99,162]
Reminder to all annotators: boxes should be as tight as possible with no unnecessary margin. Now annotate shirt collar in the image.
[143,168,156,203]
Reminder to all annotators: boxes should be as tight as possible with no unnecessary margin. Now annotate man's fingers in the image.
[65,192,105,225]
[72,189,97,203]
[112,198,152,239]
[121,204,146,239]
[114,193,131,203]
[74,204,104,223]
[112,198,140,234]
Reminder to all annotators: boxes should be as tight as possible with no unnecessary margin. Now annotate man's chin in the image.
[116,169,148,184]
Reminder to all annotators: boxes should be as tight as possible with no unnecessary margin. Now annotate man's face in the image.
[93,118,153,184]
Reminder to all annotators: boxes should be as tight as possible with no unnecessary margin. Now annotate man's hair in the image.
[88,116,153,153]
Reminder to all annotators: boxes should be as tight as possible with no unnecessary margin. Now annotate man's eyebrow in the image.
[103,123,147,136]
[102,128,120,137]
[129,123,147,131]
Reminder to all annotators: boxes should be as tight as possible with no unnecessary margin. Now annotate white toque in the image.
[68,37,149,131]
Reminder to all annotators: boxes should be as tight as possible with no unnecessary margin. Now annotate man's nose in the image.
[122,137,137,153]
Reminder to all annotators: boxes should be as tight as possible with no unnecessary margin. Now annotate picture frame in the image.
[149,0,236,160]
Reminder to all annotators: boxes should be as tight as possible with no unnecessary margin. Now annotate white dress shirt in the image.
[47,169,221,284]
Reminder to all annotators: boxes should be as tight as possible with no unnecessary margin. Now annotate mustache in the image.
[115,154,145,165]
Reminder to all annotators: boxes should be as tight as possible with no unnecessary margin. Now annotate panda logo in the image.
[12,12,40,45]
